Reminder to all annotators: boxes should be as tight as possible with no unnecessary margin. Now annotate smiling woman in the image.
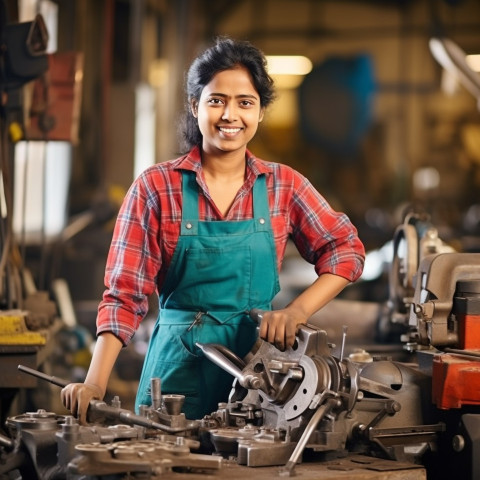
[193,66,265,164]
[60,36,365,422]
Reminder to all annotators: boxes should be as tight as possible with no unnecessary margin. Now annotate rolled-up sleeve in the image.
[288,173,365,282]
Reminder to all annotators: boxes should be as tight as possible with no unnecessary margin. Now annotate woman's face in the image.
[192,65,264,156]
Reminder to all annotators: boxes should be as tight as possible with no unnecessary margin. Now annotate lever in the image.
[195,342,265,390]
[17,365,196,433]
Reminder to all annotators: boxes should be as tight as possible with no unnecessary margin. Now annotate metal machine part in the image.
[409,253,480,348]
[385,218,480,480]
[388,212,455,328]
[197,316,442,474]
[6,263,480,480]
[69,439,221,477]
[17,364,198,434]
[1,403,220,479]
[3,319,442,479]
[405,254,480,412]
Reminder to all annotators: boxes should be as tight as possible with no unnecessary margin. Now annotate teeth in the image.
[219,127,241,133]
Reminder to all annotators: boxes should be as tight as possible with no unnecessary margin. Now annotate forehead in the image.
[201,65,259,97]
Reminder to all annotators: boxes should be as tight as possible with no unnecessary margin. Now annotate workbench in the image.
[160,454,426,480]
[0,316,63,424]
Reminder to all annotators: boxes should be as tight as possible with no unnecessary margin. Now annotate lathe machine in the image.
[1,217,479,480]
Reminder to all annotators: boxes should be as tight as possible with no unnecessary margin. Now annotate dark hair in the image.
[179,37,276,152]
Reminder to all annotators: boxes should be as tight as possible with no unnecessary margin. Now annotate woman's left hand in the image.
[258,306,308,351]
[257,274,351,351]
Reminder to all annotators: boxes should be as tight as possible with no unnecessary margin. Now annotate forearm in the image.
[286,273,350,319]
[84,332,123,397]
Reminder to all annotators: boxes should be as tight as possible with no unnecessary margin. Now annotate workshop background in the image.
[1,0,480,419]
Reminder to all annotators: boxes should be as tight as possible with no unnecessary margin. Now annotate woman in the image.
[61,37,365,422]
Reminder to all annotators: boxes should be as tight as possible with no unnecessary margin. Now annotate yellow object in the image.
[8,122,24,143]
[0,310,47,345]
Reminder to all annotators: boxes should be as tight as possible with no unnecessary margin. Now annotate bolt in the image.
[452,435,465,452]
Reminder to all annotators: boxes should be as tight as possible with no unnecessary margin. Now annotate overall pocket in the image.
[164,245,252,311]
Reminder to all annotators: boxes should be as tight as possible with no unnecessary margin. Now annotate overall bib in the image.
[135,171,280,419]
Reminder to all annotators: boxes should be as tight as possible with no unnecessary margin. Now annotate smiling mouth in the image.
[219,127,242,134]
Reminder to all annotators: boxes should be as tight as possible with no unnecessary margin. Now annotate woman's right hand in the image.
[61,383,103,425]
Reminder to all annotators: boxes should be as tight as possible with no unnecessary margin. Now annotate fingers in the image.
[60,383,101,425]
[259,311,297,351]
[77,395,89,425]
[285,323,297,349]
[273,323,286,352]
[61,384,76,412]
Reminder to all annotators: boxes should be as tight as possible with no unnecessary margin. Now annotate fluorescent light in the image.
[466,54,480,72]
[134,84,156,179]
[13,141,72,243]
[266,56,313,76]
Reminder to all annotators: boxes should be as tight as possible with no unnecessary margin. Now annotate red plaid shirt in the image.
[97,146,365,345]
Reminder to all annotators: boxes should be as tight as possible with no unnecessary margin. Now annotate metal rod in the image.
[18,364,69,387]
[280,397,339,476]
[444,348,480,360]
[340,325,348,361]
[150,377,162,410]
[196,342,262,389]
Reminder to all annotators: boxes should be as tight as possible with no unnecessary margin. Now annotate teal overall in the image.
[135,170,280,419]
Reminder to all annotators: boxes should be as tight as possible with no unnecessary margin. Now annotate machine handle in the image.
[17,364,197,433]
[195,342,264,390]
[18,364,69,387]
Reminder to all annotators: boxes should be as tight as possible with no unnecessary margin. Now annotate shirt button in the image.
[186,222,192,229]
[259,218,265,224]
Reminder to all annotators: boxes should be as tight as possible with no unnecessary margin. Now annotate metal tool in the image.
[17,364,196,433]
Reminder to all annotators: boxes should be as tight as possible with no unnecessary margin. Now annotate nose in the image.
[221,102,237,121]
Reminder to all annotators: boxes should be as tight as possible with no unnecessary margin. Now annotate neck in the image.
[201,149,247,180]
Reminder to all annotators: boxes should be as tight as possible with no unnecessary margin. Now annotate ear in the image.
[190,99,198,118]
[258,107,265,123]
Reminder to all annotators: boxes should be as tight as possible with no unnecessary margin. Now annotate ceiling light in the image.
[266,56,313,76]
[466,54,480,72]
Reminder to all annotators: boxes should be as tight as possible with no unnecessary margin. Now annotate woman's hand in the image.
[61,383,103,425]
[60,332,123,424]
[258,274,351,351]
[258,305,308,351]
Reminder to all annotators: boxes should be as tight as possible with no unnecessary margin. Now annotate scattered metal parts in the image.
[68,439,222,477]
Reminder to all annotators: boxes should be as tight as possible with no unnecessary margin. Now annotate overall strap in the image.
[252,174,271,231]
[180,170,271,234]
[180,171,200,235]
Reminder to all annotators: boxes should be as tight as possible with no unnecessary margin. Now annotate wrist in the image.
[84,382,105,399]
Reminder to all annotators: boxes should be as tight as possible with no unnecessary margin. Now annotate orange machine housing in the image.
[432,286,480,410]
[432,352,480,409]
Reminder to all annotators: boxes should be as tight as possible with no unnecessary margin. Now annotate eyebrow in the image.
[208,92,259,101]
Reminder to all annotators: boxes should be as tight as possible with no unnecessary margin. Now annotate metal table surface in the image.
[159,455,426,480]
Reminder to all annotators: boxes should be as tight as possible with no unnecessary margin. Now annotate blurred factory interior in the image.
[1,0,480,477]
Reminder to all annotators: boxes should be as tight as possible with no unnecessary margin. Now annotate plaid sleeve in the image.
[96,170,163,346]
[286,169,365,282]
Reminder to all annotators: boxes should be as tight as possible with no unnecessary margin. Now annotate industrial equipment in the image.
[1,321,431,480]
[1,217,480,479]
